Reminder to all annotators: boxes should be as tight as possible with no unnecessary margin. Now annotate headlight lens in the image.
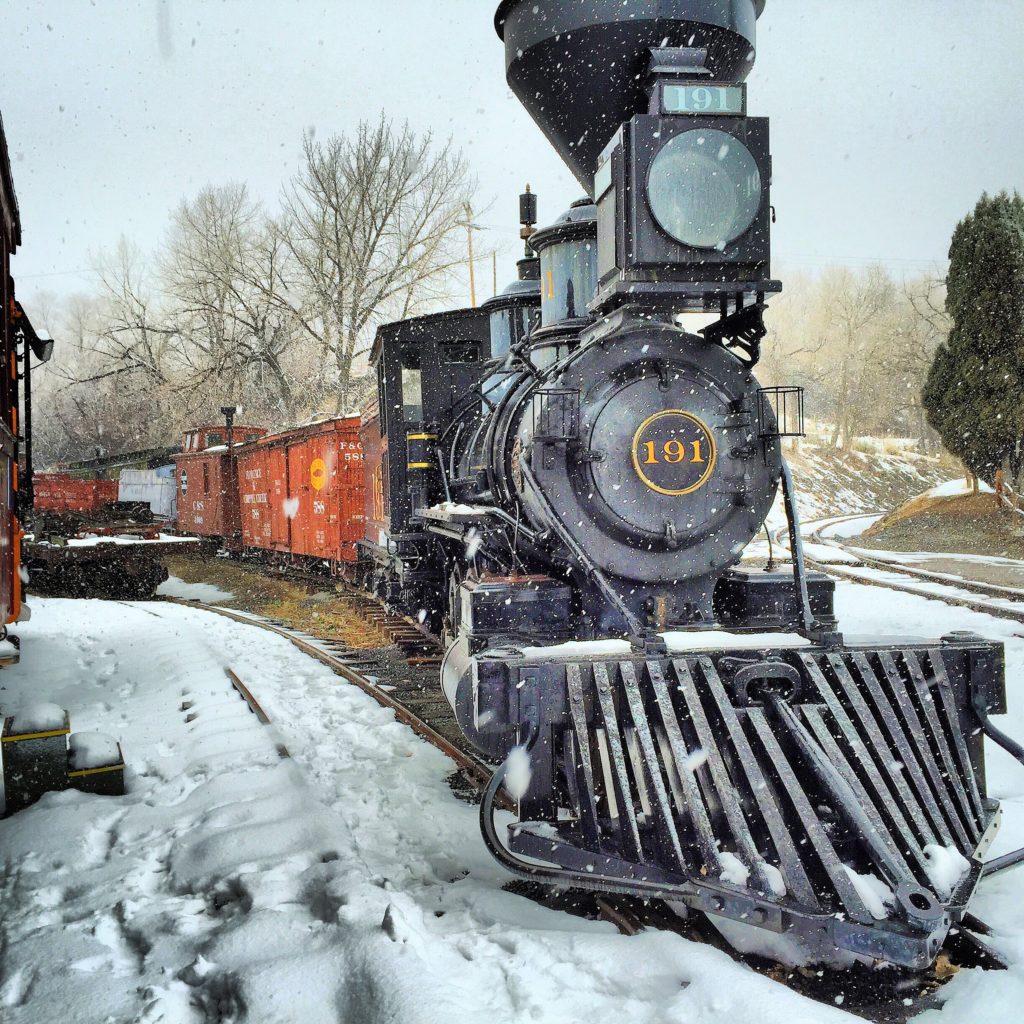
[647,129,762,250]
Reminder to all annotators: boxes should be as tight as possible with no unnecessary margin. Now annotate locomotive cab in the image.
[359,307,490,611]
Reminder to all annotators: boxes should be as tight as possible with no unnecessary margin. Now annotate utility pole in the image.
[464,203,477,307]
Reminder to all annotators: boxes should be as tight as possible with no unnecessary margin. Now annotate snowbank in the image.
[156,576,234,603]
[68,731,121,770]
[7,701,66,733]
[926,478,995,498]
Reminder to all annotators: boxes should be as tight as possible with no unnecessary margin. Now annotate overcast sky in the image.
[5,0,1024,309]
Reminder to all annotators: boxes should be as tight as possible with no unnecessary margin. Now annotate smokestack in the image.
[495,0,765,192]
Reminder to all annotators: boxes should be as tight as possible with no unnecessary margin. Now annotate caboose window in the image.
[202,463,210,493]
[206,431,223,447]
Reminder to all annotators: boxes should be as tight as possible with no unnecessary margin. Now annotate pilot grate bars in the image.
[551,648,992,934]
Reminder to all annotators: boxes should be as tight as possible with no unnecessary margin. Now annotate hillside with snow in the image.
[774,442,952,527]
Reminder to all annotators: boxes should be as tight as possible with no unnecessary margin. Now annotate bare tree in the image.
[161,183,304,418]
[29,117,483,461]
[880,276,948,448]
[280,117,476,409]
[88,238,176,389]
[816,265,896,447]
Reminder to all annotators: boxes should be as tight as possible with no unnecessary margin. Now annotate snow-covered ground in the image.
[819,515,884,540]
[0,590,1023,1023]
[925,479,995,498]
[155,576,235,604]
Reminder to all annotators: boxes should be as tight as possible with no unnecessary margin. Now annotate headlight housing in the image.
[647,128,762,250]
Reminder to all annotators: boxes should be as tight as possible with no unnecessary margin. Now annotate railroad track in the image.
[772,515,1024,628]
[162,594,492,794]
[158,589,998,1023]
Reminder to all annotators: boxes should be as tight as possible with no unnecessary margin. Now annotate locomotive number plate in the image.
[631,411,716,496]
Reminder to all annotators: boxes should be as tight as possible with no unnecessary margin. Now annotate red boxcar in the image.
[236,417,364,565]
[237,441,289,551]
[33,474,118,513]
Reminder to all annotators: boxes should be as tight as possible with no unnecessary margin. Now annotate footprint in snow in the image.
[0,966,37,1007]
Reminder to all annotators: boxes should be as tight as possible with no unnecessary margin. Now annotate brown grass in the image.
[859,492,1024,559]
[162,554,387,649]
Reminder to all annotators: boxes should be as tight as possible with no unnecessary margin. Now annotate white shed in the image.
[118,467,177,519]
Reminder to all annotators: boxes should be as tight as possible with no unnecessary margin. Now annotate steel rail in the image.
[771,520,1024,627]
[810,518,1024,604]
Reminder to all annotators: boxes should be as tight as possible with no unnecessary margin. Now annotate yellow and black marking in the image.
[68,762,124,778]
[631,410,716,496]
[406,431,437,472]
[1,725,70,743]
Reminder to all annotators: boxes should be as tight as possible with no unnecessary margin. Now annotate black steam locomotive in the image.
[360,0,1015,969]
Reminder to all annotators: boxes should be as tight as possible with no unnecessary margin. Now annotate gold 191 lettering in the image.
[642,440,706,465]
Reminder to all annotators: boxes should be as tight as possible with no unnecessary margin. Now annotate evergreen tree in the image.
[923,191,1024,489]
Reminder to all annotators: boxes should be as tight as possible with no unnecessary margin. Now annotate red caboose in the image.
[236,417,365,568]
[173,424,266,540]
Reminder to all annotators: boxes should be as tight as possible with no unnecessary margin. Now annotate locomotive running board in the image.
[476,637,1006,969]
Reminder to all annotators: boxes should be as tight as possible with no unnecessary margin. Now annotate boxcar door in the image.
[286,441,312,557]
[305,431,339,561]
[338,423,365,560]
[268,445,291,551]
[238,453,268,548]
